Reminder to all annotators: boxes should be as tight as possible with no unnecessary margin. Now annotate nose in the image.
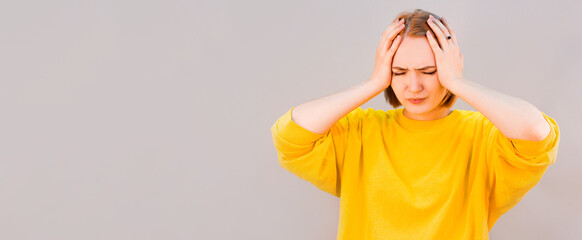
[407,72,423,92]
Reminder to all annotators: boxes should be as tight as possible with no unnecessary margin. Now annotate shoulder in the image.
[453,109,502,138]
[346,107,386,119]
[351,107,399,122]
[455,109,489,124]
[339,107,396,127]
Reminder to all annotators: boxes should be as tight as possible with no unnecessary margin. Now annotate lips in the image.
[408,98,426,103]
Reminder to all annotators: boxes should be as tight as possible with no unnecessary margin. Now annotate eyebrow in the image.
[392,66,436,70]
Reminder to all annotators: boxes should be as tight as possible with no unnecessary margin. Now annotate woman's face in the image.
[391,36,451,120]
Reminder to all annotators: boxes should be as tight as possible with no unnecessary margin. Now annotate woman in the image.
[270,9,560,239]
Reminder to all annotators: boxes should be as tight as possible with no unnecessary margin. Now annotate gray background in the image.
[0,0,580,239]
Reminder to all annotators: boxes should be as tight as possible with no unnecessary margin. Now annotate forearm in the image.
[446,78,550,141]
[292,80,384,135]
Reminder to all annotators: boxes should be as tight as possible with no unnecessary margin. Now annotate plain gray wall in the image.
[0,0,580,239]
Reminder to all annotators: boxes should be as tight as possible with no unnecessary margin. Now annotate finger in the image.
[381,22,405,51]
[425,31,442,56]
[387,34,402,56]
[378,20,403,52]
[429,15,452,45]
[383,18,403,33]
[427,16,448,50]
[441,17,458,45]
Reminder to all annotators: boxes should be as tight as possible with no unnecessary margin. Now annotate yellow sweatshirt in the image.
[270,106,560,240]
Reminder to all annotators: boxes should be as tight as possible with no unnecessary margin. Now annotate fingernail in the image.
[442,16,446,21]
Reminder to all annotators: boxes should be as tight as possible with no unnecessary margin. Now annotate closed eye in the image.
[393,70,436,76]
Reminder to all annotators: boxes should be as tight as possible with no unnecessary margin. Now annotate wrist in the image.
[444,77,467,93]
[365,78,389,92]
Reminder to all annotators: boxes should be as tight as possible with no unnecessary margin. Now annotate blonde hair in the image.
[384,8,457,109]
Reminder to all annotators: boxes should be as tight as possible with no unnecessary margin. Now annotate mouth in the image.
[408,98,426,104]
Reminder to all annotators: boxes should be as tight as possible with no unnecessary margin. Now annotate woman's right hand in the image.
[368,18,405,90]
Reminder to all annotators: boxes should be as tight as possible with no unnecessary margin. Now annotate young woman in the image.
[270,9,560,239]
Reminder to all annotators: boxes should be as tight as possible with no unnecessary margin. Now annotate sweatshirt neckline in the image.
[394,108,460,131]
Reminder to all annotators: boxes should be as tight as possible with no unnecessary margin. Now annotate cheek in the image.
[390,82,404,95]
[426,77,445,89]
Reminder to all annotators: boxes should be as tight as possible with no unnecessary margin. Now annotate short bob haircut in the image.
[384,8,458,109]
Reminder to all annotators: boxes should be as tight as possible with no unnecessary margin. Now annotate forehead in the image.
[392,36,435,68]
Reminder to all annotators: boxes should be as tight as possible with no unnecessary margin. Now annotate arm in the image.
[293,18,405,134]
[445,78,551,141]
[269,18,405,197]
[425,16,559,226]
[292,80,384,135]
[271,80,382,197]
[424,16,549,141]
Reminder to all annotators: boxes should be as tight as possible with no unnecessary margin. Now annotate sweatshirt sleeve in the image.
[270,106,364,197]
[485,111,560,219]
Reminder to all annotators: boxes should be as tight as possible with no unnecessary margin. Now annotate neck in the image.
[403,107,452,121]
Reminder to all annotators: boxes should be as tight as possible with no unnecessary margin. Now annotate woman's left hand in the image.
[426,15,464,89]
